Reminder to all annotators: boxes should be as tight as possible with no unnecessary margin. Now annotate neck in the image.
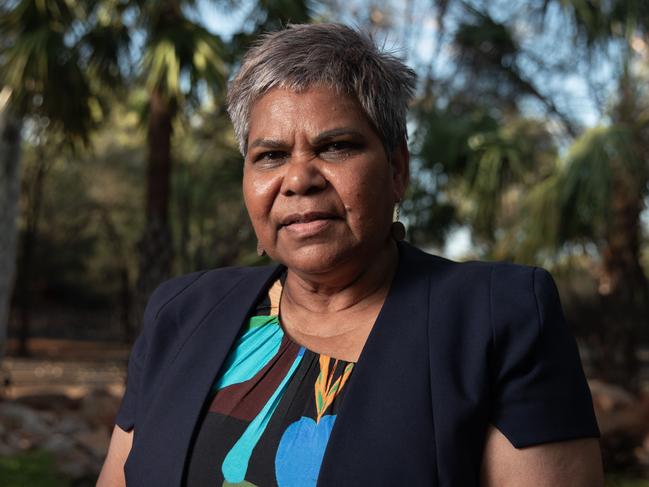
[281,240,399,317]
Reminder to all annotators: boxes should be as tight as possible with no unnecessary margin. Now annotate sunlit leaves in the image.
[0,0,95,143]
[559,0,649,45]
[415,100,557,245]
[560,125,639,238]
[517,123,645,262]
[0,0,139,144]
[139,7,227,123]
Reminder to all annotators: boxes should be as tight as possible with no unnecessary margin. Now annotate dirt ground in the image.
[2,338,129,400]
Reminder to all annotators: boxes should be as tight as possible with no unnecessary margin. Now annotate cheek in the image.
[353,165,393,209]
[338,170,393,231]
[243,172,271,213]
[242,171,281,239]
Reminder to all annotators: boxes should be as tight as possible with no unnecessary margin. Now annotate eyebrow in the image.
[311,128,366,145]
[248,127,366,151]
[248,138,287,150]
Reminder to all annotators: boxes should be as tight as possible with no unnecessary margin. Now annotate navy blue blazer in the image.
[116,242,599,486]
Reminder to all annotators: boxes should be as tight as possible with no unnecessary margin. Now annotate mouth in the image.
[279,211,339,227]
[278,211,340,237]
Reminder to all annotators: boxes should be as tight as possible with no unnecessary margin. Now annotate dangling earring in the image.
[391,202,406,241]
[257,241,266,257]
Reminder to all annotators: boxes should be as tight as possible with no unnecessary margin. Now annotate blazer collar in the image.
[131,242,435,486]
[129,263,284,486]
[317,241,438,486]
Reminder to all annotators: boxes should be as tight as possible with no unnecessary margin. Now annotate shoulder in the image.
[401,243,598,450]
[143,265,276,324]
[399,242,564,350]
[399,241,546,297]
[136,265,279,359]
[131,265,279,388]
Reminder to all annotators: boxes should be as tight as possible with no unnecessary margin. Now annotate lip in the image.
[279,211,340,237]
[279,211,338,226]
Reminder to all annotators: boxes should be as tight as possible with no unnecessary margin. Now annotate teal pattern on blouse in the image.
[184,279,355,487]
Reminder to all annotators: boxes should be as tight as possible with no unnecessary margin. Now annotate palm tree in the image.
[132,0,312,314]
[492,2,647,384]
[127,0,228,314]
[508,0,649,385]
[0,86,21,359]
[411,7,561,252]
[0,0,126,357]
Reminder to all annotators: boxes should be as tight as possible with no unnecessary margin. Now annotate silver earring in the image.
[257,242,266,257]
[391,202,406,241]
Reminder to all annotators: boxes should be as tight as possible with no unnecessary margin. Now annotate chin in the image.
[275,244,357,276]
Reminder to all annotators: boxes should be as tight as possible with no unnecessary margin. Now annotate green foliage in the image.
[454,7,519,73]
[517,122,647,262]
[413,100,557,247]
[171,107,259,271]
[0,0,95,141]
[225,0,312,61]
[79,0,131,89]
[0,449,70,487]
[606,475,649,487]
[559,126,617,240]
[559,0,649,45]
[141,15,227,103]
[14,100,145,310]
[410,0,649,271]
[12,91,261,325]
[0,0,133,138]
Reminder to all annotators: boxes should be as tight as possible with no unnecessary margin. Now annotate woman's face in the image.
[242,85,408,277]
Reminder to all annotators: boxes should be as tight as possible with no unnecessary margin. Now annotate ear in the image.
[390,140,410,202]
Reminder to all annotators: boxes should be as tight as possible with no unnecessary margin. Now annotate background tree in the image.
[129,0,228,316]
[2,0,647,382]
[517,0,649,385]
[0,0,126,356]
[410,4,564,254]
[404,0,649,387]
[131,0,312,319]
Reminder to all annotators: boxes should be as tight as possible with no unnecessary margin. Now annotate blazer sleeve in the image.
[115,330,146,431]
[489,265,599,448]
[114,284,161,432]
[114,271,207,431]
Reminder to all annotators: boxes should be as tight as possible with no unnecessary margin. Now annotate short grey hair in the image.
[227,23,417,155]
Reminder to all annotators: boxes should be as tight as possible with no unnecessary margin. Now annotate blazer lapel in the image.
[127,264,283,486]
[317,243,438,486]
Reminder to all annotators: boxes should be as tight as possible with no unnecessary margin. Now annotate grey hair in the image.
[226,23,417,155]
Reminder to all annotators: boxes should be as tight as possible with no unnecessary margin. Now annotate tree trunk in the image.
[99,206,133,342]
[0,89,22,360]
[16,148,49,357]
[136,87,175,324]
[178,167,192,274]
[598,173,649,389]
[595,68,649,390]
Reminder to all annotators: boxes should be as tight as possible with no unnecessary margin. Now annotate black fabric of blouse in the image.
[184,281,355,487]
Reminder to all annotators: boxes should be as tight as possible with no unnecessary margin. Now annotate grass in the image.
[606,475,649,487]
[1,449,648,487]
[0,449,70,487]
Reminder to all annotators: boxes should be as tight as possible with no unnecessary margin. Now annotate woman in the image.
[98,23,603,486]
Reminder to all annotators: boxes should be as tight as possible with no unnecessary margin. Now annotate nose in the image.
[280,153,327,196]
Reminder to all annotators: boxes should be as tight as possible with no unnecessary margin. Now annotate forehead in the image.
[247,86,376,143]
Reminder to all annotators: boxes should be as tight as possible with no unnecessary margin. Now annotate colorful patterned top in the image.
[184,277,355,487]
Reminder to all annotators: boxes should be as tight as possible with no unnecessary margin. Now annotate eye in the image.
[254,151,289,165]
[319,141,360,158]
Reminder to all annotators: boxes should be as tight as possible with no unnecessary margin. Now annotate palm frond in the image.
[557,125,623,241]
[141,16,227,103]
[0,8,94,142]
[559,0,649,44]
[515,174,563,261]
